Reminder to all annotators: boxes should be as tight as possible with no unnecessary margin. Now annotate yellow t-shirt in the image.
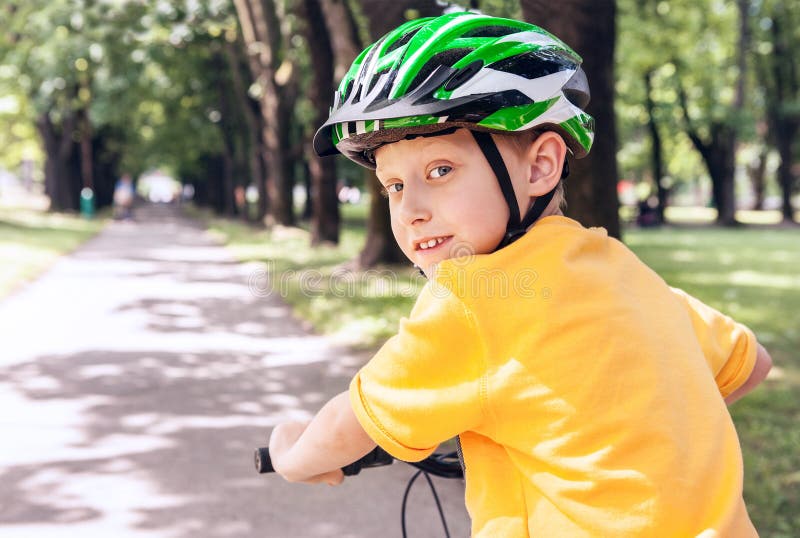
[350,216,758,537]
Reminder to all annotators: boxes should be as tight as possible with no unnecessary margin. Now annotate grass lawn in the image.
[199,203,799,535]
[0,204,106,299]
[626,225,800,536]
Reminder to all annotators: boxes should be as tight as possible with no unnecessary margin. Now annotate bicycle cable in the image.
[401,469,451,538]
[400,452,463,538]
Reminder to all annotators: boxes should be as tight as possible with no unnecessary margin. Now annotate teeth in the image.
[418,237,446,250]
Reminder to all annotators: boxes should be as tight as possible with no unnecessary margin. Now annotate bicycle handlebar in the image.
[254,444,463,538]
[254,445,395,476]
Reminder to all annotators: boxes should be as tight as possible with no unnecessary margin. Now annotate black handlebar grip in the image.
[341,446,394,476]
[255,447,273,474]
[253,446,393,475]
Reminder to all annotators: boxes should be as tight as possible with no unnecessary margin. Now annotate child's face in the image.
[375,128,530,275]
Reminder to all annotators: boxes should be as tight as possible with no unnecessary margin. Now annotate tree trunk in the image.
[77,106,93,192]
[644,69,666,224]
[676,79,739,226]
[37,113,62,208]
[301,159,313,220]
[711,124,738,226]
[761,7,798,224]
[673,1,751,226]
[303,0,340,244]
[776,130,798,222]
[322,0,364,80]
[245,102,270,222]
[520,0,621,238]
[91,125,123,209]
[36,110,80,212]
[213,50,240,217]
[224,37,268,223]
[233,0,297,226]
[747,148,767,211]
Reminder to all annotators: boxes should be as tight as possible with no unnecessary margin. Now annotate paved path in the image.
[0,204,469,538]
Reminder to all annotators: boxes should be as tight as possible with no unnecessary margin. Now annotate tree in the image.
[753,0,799,223]
[643,68,667,224]
[616,0,679,225]
[2,1,105,211]
[668,0,751,226]
[617,0,773,225]
[222,29,269,222]
[300,0,340,244]
[233,0,299,226]
[519,0,621,238]
[1,0,246,214]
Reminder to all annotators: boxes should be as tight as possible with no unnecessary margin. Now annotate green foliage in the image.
[616,0,765,196]
[0,84,40,172]
[751,0,800,139]
[0,0,241,183]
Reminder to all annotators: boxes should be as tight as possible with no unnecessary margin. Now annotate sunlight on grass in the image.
[0,206,105,298]
[625,224,800,535]
[650,205,800,224]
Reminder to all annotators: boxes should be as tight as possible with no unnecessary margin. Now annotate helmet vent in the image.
[443,60,484,91]
[408,49,472,93]
[385,27,421,54]
[461,25,516,38]
[489,51,574,80]
[366,69,389,96]
[341,79,355,103]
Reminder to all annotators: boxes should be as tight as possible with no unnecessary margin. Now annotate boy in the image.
[268,12,772,537]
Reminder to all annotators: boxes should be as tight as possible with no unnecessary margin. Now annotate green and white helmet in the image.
[313,11,594,168]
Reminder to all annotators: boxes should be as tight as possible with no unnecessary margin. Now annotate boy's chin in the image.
[409,260,435,279]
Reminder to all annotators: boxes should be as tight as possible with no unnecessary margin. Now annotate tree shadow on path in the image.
[0,204,469,538]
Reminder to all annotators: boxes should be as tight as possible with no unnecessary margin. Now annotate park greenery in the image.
[1,0,799,534]
[1,0,798,254]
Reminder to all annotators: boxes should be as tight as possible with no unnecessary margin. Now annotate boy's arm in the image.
[269,391,377,484]
[724,343,772,405]
[669,287,759,396]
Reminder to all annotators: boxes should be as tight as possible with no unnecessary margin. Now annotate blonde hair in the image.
[496,130,567,212]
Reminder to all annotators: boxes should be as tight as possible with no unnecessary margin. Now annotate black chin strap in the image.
[470,131,560,250]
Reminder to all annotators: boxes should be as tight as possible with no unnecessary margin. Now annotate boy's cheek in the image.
[389,220,409,251]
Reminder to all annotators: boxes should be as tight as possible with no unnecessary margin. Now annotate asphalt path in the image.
[0,203,469,538]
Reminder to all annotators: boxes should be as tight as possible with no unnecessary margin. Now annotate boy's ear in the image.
[525,132,567,197]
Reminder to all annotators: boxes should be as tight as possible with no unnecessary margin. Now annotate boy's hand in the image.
[268,421,345,486]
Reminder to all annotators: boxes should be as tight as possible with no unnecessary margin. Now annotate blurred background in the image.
[1,0,798,536]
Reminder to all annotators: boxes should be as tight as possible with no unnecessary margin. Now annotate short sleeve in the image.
[670,287,758,397]
[349,281,487,462]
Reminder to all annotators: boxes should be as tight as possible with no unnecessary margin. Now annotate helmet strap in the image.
[471,131,520,227]
[470,131,557,251]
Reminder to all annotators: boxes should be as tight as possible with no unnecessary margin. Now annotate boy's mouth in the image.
[414,235,452,252]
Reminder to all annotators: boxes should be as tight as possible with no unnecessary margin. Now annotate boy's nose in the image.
[397,186,432,226]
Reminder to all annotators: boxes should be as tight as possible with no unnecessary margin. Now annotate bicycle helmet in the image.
[313,12,595,247]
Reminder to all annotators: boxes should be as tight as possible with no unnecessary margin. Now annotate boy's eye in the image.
[384,183,403,195]
[429,165,452,179]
